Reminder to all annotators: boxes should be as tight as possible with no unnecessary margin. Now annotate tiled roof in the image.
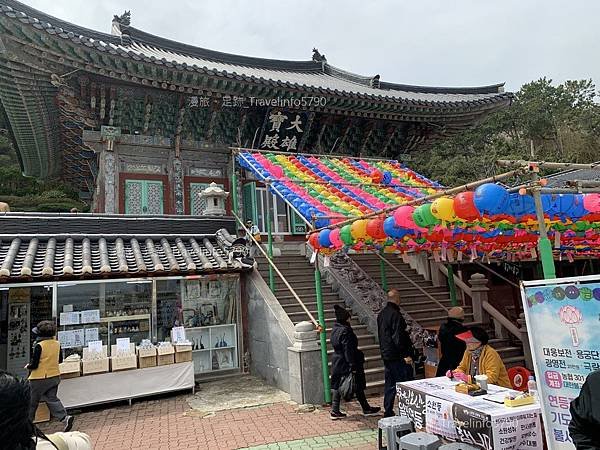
[545,167,600,188]
[0,214,246,282]
[0,0,511,108]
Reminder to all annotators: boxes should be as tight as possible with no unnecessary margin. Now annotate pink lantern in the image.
[583,193,600,213]
[330,228,343,248]
[393,205,415,228]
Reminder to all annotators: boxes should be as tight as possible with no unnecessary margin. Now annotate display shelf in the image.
[101,314,150,323]
[185,323,238,375]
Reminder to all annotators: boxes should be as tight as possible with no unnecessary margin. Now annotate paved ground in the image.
[39,391,383,449]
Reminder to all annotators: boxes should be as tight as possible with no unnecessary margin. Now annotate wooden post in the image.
[469,273,489,326]
[517,313,534,369]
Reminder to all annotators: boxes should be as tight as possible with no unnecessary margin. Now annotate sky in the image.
[21,0,600,92]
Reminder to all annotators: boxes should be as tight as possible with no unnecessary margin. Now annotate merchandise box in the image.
[174,343,192,363]
[157,344,175,366]
[59,360,81,379]
[83,345,108,359]
[82,357,109,375]
[111,353,138,371]
[137,346,157,369]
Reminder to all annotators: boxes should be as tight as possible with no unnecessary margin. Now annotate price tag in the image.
[85,328,99,343]
[171,326,186,343]
[80,309,100,324]
[87,340,103,354]
[59,312,80,325]
[116,337,131,353]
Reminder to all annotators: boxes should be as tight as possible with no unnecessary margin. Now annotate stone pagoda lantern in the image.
[198,182,229,216]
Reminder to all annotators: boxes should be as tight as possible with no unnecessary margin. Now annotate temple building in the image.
[0,0,510,233]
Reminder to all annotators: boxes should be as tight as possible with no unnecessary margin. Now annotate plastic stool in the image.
[399,432,442,450]
[378,416,415,450]
[439,444,480,450]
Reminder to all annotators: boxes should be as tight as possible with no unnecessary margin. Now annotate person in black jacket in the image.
[377,289,415,417]
[435,307,468,377]
[569,369,600,448]
[330,305,380,420]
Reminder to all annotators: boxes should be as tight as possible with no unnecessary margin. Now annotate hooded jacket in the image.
[436,318,467,376]
[455,344,511,388]
[329,321,366,391]
[569,370,600,449]
[377,302,414,362]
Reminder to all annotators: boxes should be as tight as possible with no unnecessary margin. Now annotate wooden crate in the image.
[82,357,109,375]
[33,402,50,424]
[59,360,81,379]
[174,344,192,363]
[111,353,137,371]
[137,346,157,369]
[157,344,175,366]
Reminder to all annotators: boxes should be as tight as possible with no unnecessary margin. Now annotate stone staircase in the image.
[256,255,386,394]
[350,253,526,368]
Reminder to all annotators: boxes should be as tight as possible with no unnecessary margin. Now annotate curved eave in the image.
[0,0,512,113]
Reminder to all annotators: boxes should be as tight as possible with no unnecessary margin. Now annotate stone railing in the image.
[315,250,429,352]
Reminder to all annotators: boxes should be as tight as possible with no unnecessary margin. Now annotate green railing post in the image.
[532,173,556,279]
[447,264,458,306]
[314,259,332,403]
[265,183,275,291]
[379,254,388,291]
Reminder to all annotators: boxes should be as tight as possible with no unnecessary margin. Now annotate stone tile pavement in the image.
[39,393,383,449]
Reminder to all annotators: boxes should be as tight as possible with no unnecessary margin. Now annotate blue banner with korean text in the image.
[521,274,600,450]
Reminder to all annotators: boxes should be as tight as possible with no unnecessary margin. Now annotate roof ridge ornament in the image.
[111,11,132,44]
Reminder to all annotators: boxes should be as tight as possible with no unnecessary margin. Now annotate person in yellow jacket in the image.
[453,327,511,388]
[25,321,74,432]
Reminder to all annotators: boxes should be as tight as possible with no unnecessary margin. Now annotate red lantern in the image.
[454,192,481,221]
[366,218,387,240]
[308,233,321,249]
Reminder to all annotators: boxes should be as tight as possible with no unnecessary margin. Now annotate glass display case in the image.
[56,280,152,357]
[187,324,238,373]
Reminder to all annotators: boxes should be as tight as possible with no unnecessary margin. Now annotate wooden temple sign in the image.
[259,110,308,152]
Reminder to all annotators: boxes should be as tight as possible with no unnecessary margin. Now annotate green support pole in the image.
[314,260,332,403]
[447,264,458,306]
[380,255,388,291]
[265,184,275,292]
[532,174,557,279]
[231,158,239,216]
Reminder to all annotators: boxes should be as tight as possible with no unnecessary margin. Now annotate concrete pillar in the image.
[288,321,324,405]
[517,313,534,369]
[469,273,490,326]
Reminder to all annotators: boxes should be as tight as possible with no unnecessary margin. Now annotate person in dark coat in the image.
[436,307,468,376]
[377,289,415,418]
[569,369,600,448]
[330,304,380,420]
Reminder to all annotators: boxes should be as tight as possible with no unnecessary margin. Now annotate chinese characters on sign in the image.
[260,111,307,152]
[522,276,600,449]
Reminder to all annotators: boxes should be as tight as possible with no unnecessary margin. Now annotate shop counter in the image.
[58,361,194,408]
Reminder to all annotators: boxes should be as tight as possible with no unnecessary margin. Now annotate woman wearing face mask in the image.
[453,327,511,388]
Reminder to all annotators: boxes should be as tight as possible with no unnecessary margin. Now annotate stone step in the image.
[281,300,341,314]
[277,293,341,304]
[417,314,475,328]
[328,354,384,371]
[400,300,471,311]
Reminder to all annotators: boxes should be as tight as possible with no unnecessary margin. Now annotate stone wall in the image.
[245,269,295,393]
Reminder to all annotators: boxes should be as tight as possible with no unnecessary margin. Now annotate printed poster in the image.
[426,395,457,439]
[522,274,600,450]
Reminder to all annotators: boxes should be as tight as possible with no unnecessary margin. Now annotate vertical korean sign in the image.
[521,274,600,449]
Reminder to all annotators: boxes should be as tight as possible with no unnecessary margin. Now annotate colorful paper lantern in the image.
[308,233,321,249]
[350,219,369,240]
[474,183,509,215]
[393,205,415,227]
[340,225,354,245]
[453,191,481,221]
[329,228,343,248]
[366,218,387,240]
[583,193,600,213]
[412,203,439,228]
[431,197,457,222]
[318,229,332,248]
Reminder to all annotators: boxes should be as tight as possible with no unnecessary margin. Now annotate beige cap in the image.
[448,306,465,320]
